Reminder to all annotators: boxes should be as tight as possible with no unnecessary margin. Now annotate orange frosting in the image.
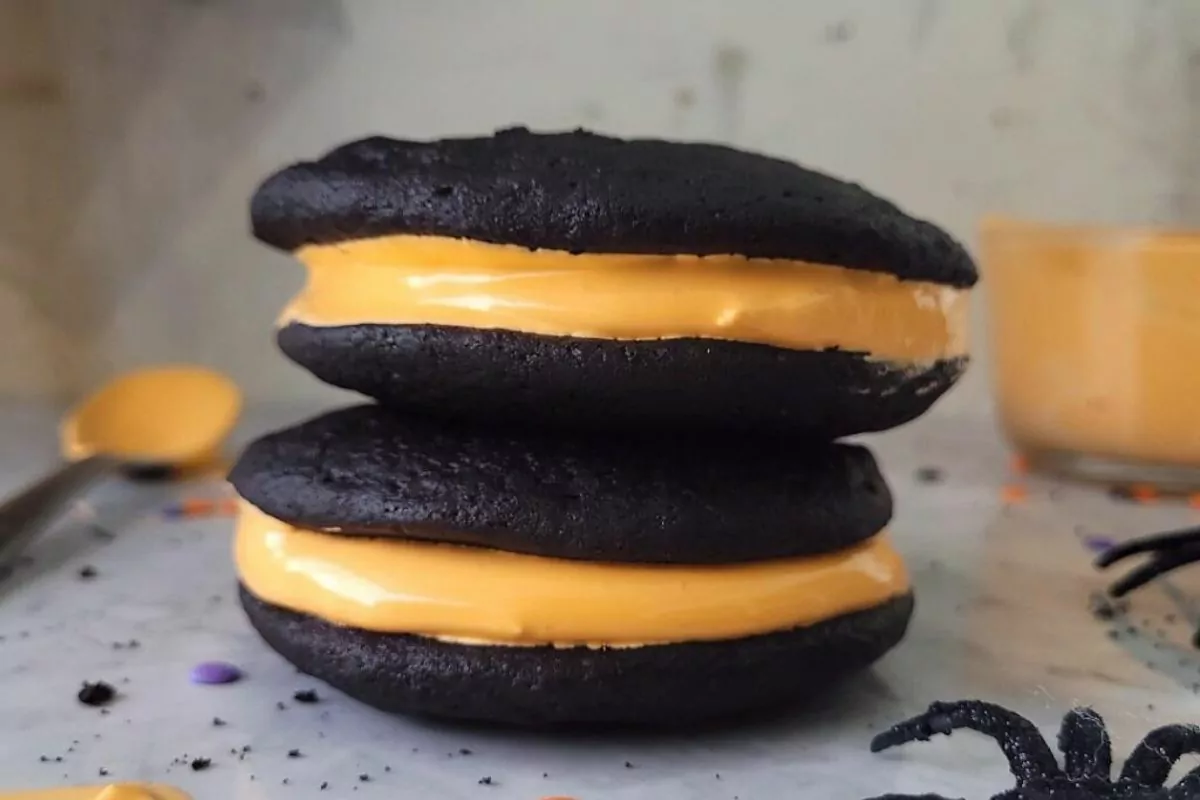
[281,234,968,361]
[234,501,910,647]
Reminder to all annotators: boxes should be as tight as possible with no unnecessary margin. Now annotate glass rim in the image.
[980,215,1200,254]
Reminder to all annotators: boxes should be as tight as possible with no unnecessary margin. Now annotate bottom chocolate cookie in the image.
[240,585,915,727]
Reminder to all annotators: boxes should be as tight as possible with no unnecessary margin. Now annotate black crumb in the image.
[320,782,328,791]
[478,777,494,786]
[915,466,944,484]
[276,701,287,710]
[385,765,392,772]
[78,681,116,707]
[542,772,549,779]
[190,757,212,771]
[98,768,108,776]
[212,717,226,727]
[282,778,289,785]
[358,773,370,782]
[1108,486,1136,502]
[624,761,635,769]
[715,773,722,779]
[288,749,302,758]
[78,565,98,580]
[1089,594,1129,621]
[293,689,319,703]
[459,748,473,755]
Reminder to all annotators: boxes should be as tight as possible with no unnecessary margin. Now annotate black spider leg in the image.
[1058,707,1112,780]
[1096,525,1200,597]
[1171,763,1200,798]
[1119,723,1200,787]
[870,700,1062,786]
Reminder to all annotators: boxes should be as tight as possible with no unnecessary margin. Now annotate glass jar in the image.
[982,217,1200,489]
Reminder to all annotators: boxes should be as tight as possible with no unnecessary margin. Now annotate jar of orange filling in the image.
[983,217,1200,489]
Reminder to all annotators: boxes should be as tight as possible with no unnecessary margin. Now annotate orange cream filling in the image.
[281,234,968,361]
[234,501,910,647]
[0,785,190,800]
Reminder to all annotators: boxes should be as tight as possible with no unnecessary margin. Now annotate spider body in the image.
[864,700,1200,800]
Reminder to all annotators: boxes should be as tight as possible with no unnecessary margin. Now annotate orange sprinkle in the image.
[1010,454,1029,475]
[1000,483,1028,504]
[1187,493,1200,509]
[183,499,214,514]
[1129,484,1160,503]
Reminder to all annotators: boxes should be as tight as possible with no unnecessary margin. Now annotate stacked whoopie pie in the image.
[232,128,977,726]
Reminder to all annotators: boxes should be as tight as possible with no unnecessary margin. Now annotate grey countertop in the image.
[1,403,1198,799]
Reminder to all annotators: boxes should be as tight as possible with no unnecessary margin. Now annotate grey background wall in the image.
[3,0,1199,415]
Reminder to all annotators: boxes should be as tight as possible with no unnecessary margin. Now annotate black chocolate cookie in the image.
[251,128,975,287]
[277,324,968,439]
[241,585,914,727]
[229,404,892,564]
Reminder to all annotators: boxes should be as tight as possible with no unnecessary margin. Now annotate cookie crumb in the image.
[293,689,319,703]
[478,776,494,786]
[288,749,302,758]
[915,466,943,484]
[459,748,473,755]
[276,701,287,710]
[359,773,370,782]
[98,768,108,776]
[212,717,226,727]
[78,681,116,707]
[624,761,634,769]
[190,757,212,771]
[320,782,328,791]
[78,565,98,579]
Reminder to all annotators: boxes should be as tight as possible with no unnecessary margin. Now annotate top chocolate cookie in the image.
[251,127,976,288]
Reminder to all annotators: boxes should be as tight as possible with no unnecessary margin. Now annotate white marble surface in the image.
[1,404,1199,799]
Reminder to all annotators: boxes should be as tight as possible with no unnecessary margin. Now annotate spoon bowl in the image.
[0,365,242,576]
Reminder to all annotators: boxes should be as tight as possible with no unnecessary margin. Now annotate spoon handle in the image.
[0,455,120,576]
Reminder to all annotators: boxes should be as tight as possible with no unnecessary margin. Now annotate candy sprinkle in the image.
[190,661,242,685]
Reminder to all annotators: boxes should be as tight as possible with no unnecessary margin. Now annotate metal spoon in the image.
[0,366,241,576]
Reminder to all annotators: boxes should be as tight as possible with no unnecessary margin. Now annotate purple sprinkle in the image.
[190,661,242,685]
[1084,535,1118,554]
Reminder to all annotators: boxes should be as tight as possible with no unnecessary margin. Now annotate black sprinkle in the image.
[320,782,329,791]
[915,466,944,484]
[276,701,287,710]
[282,778,289,785]
[288,749,302,758]
[39,756,48,762]
[293,689,319,703]
[212,717,226,727]
[715,773,722,779]
[542,773,549,779]
[625,761,635,768]
[385,765,392,772]
[359,773,370,782]
[78,681,116,707]
[459,748,473,756]
[78,565,98,579]
[190,757,212,771]
[98,768,109,776]
[478,777,494,786]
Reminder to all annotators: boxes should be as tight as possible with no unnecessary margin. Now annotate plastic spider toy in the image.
[863,700,1200,800]
[1096,524,1200,638]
